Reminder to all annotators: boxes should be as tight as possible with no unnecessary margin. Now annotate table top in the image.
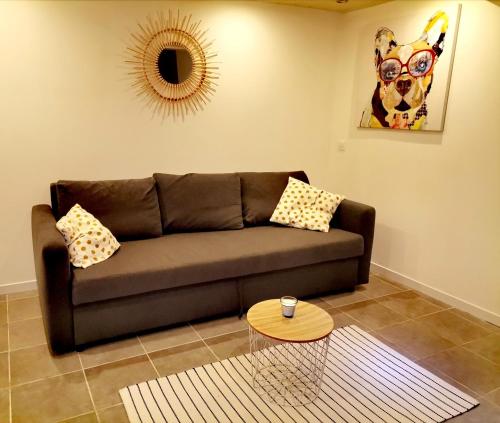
[247,299,334,343]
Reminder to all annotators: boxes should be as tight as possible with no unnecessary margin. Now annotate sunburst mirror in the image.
[125,10,219,119]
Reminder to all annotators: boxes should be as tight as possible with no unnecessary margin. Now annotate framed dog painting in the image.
[358,3,461,131]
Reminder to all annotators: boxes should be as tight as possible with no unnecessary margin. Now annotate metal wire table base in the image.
[249,326,330,406]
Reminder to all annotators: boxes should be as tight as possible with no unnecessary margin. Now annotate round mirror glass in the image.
[157,47,193,84]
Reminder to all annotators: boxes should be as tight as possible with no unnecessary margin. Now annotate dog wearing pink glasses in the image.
[360,11,448,130]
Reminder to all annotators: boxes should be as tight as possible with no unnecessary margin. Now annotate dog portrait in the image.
[359,7,460,131]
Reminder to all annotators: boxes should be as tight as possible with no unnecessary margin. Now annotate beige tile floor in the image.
[1,275,499,422]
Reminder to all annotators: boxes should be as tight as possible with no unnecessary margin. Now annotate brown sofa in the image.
[31,171,375,354]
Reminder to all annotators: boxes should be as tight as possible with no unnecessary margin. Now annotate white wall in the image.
[0,1,339,287]
[325,0,500,321]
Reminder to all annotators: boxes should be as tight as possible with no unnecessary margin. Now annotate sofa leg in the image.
[238,307,245,319]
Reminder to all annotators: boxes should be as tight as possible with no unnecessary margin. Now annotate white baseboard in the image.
[371,262,500,327]
[0,279,37,295]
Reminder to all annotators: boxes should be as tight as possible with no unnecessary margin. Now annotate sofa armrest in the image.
[331,199,375,284]
[31,204,74,353]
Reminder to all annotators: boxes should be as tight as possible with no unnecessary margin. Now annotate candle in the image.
[280,296,298,318]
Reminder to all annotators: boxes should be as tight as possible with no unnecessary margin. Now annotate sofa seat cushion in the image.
[72,226,364,305]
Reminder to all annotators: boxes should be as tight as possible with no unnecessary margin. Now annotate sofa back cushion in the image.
[53,178,162,241]
[154,173,244,232]
[238,171,309,226]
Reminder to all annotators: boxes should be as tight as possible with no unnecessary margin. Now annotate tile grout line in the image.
[97,402,125,413]
[366,287,412,298]
[10,368,94,389]
[367,309,469,334]
[79,349,147,373]
[373,293,453,314]
[7,332,239,389]
[372,277,465,314]
[370,332,420,362]
[6,296,42,325]
[419,361,483,399]
[189,323,220,362]
[187,322,204,344]
[374,312,500,384]
[6,292,38,302]
[330,309,367,329]
[322,287,411,308]
[460,345,500,368]
[75,326,243,374]
[417,344,500,378]
[54,410,96,423]
[380,331,497,403]
[137,336,161,379]
[333,288,498,363]
[410,306,455,320]
[449,309,500,331]
[7,314,43,325]
[373,314,493,348]
[197,327,248,343]
[483,390,500,411]
[141,338,204,356]
[77,320,247,370]
[9,341,47,354]
[77,352,101,423]
[5,323,247,356]
[339,295,458,332]
[6,298,11,423]
[180,316,249,342]
[341,306,412,331]
[322,297,370,309]
[409,313,498,363]
[373,311,499,396]
[74,322,248,368]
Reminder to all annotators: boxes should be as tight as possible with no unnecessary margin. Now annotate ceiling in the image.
[265,0,500,13]
[262,0,392,14]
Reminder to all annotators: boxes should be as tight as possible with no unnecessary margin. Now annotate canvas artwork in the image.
[358,3,461,131]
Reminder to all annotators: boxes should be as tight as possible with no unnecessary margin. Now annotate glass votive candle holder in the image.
[280,296,298,318]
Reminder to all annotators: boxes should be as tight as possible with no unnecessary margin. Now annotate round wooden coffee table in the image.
[247,299,334,406]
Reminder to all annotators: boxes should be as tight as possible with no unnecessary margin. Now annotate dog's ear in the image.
[374,27,397,67]
[421,11,449,57]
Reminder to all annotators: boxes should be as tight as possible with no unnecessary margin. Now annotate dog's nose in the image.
[396,79,412,96]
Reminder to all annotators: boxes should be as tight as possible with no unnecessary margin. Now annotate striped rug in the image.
[120,325,479,422]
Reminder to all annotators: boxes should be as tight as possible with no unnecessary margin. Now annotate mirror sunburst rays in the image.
[125,10,219,119]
